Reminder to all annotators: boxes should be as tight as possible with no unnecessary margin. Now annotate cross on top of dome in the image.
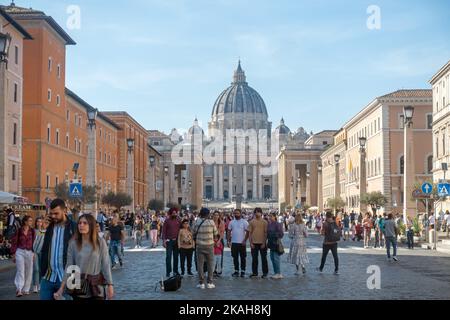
[233,60,247,84]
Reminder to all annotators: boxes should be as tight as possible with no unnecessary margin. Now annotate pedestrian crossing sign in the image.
[437,183,450,197]
[69,182,83,198]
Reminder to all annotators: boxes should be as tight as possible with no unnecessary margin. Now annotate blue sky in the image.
[13,0,450,135]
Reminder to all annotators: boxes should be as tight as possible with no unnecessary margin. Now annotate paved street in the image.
[1,231,450,300]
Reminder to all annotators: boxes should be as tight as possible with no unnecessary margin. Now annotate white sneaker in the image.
[206,283,215,289]
[197,283,206,289]
[393,256,399,262]
[33,286,38,293]
[271,274,283,279]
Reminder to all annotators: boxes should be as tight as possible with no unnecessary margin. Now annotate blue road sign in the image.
[437,183,450,197]
[69,182,83,198]
[421,182,433,195]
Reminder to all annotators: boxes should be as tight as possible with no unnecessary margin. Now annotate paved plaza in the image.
[1,231,450,300]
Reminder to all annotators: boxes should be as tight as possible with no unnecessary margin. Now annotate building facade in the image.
[102,112,149,210]
[0,8,31,195]
[431,60,450,211]
[320,90,433,216]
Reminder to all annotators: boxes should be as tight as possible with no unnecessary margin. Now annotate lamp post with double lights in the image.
[359,137,367,214]
[317,163,323,213]
[126,138,135,212]
[0,32,12,191]
[403,106,415,223]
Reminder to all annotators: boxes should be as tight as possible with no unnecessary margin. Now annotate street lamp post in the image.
[290,177,294,208]
[0,32,12,192]
[306,171,311,208]
[163,166,169,209]
[127,138,135,212]
[297,174,302,208]
[318,163,323,213]
[86,108,98,216]
[359,137,367,215]
[403,106,415,223]
[148,155,156,201]
[334,154,341,215]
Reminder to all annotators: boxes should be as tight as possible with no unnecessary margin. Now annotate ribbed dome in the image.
[211,61,268,117]
[274,118,290,135]
[188,118,204,135]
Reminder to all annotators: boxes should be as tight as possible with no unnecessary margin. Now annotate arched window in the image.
[427,155,433,174]
[400,156,404,175]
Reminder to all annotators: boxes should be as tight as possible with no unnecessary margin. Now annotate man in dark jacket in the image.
[39,199,77,300]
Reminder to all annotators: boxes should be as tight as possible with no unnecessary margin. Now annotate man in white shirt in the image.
[227,209,249,277]
[429,214,436,228]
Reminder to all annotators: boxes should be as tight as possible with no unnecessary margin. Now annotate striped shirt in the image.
[44,225,65,283]
[33,229,46,254]
[193,218,218,247]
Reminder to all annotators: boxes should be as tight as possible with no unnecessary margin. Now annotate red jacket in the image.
[11,227,35,254]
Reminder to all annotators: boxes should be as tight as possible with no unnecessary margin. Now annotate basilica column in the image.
[229,165,233,201]
[243,165,247,200]
[218,165,223,200]
[258,166,263,200]
[213,166,218,200]
[272,172,277,201]
[253,166,257,201]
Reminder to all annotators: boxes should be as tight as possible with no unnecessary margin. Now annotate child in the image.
[350,221,356,241]
[213,234,224,277]
[178,219,194,276]
[355,221,363,241]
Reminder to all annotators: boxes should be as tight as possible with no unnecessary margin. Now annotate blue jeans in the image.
[385,236,397,258]
[32,252,41,287]
[40,278,61,300]
[109,240,123,265]
[165,240,179,276]
[270,250,281,275]
[406,230,414,249]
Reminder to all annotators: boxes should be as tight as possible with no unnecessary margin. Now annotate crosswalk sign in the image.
[438,183,450,197]
[69,182,83,198]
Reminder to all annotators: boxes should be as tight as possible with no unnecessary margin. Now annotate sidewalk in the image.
[0,259,14,273]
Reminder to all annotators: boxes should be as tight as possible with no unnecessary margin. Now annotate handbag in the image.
[277,238,285,255]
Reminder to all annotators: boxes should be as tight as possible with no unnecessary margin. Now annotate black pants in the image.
[407,230,414,249]
[165,240,179,276]
[251,244,268,275]
[179,248,194,273]
[231,243,246,272]
[319,243,339,272]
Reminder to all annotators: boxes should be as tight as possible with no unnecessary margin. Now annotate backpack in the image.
[159,274,182,292]
[7,215,21,240]
[325,222,342,242]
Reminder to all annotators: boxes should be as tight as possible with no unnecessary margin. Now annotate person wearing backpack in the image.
[317,212,340,275]
[5,209,20,240]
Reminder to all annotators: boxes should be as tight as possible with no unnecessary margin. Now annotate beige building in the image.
[320,90,433,216]
[278,130,336,212]
[0,8,32,195]
[431,60,450,211]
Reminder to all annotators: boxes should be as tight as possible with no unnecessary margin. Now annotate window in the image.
[48,58,52,72]
[427,155,433,173]
[66,134,69,148]
[74,139,78,152]
[14,83,18,103]
[12,164,16,181]
[47,89,52,102]
[56,95,60,106]
[108,154,111,164]
[74,113,77,125]
[99,128,102,137]
[55,177,59,186]
[56,129,60,145]
[400,156,404,175]
[399,114,405,129]
[104,153,107,163]
[66,110,70,121]
[46,174,50,189]
[13,123,17,145]
[78,140,82,153]
[14,46,18,65]
[47,125,51,142]
[427,114,433,129]
[57,64,61,78]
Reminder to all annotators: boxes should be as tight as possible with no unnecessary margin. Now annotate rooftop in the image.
[378,89,432,99]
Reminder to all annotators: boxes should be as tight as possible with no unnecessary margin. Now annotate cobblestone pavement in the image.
[1,230,450,300]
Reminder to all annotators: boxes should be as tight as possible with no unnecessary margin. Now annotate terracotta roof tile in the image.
[378,89,432,99]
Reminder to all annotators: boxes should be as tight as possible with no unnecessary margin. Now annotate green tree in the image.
[148,199,164,211]
[101,192,132,211]
[54,183,99,210]
[360,191,388,215]
[327,196,345,213]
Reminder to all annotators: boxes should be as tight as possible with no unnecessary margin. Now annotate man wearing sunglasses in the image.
[39,199,77,300]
